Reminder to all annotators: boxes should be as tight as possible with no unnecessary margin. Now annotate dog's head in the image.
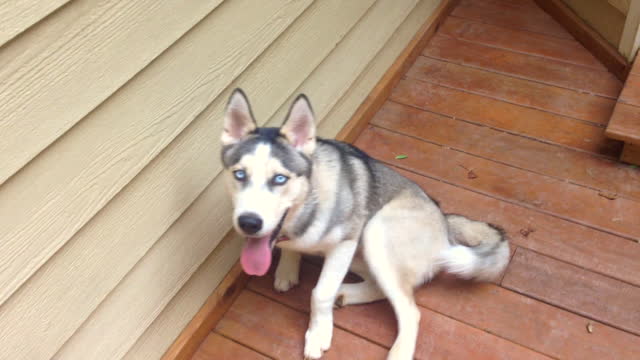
[220,89,316,276]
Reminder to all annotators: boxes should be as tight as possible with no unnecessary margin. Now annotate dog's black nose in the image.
[238,213,263,235]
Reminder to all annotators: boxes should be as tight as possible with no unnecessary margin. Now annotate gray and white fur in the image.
[221,89,510,360]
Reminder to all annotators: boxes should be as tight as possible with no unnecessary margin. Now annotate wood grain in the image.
[0,0,225,186]
[407,56,615,124]
[534,0,630,80]
[439,16,605,69]
[355,127,639,240]
[424,34,622,98]
[372,102,638,201]
[605,102,640,144]
[618,74,640,106]
[503,248,640,335]
[391,167,640,287]
[0,0,70,46]
[250,261,552,360]
[415,277,640,360]
[193,333,268,360]
[621,143,640,165]
[390,78,621,156]
[452,0,572,39]
[216,291,388,360]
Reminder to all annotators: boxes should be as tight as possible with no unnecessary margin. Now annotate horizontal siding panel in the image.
[0,0,225,186]
[50,0,377,356]
[123,1,439,357]
[55,175,232,359]
[0,0,375,358]
[266,0,421,128]
[0,101,224,359]
[319,0,440,139]
[0,0,311,352]
[123,235,244,360]
[0,0,70,46]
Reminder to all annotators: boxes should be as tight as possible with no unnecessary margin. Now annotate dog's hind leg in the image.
[336,257,385,306]
[304,239,358,359]
[362,204,427,360]
[274,249,301,292]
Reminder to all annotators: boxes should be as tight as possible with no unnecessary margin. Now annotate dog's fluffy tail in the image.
[438,214,510,282]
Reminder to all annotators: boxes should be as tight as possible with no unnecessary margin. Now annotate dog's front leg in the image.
[274,249,301,292]
[304,240,357,359]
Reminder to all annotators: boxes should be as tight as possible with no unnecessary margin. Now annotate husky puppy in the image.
[221,89,510,360]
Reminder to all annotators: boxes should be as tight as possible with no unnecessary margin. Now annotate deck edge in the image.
[160,260,248,360]
[534,0,630,82]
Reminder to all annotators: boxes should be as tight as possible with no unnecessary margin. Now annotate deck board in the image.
[424,34,621,98]
[249,262,551,360]
[407,57,615,124]
[215,291,387,360]
[439,16,604,69]
[451,0,572,39]
[372,102,640,201]
[355,127,639,240]
[394,167,640,287]
[415,277,640,360]
[502,248,640,335]
[193,333,269,360]
[619,74,640,106]
[192,0,640,358]
[390,79,621,155]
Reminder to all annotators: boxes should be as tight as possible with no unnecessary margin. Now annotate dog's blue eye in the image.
[272,174,288,185]
[233,170,246,181]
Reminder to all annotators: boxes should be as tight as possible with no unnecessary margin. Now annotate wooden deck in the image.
[193,1,640,359]
[607,55,640,165]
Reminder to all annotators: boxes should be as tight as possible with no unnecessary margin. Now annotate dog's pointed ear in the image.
[221,89,257,146]
[281,94,316,154]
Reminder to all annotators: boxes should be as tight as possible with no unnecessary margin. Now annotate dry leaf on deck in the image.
[520,227,535,237]
[598,191,617,200]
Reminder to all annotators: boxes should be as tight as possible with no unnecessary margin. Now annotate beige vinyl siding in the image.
[561,0,626,46]
[609,0,631,14]
[127,1,441,356]
[0,0,441,359]
[0,0,309,308]
[0,0,70,46]
[0,0,225,186]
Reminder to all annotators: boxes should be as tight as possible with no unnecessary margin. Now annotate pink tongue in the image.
[240,236,272,276]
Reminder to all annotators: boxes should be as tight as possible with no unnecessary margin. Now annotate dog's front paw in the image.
[274,275,298,292]
[303,322,333,359]
[274,252,300,292]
